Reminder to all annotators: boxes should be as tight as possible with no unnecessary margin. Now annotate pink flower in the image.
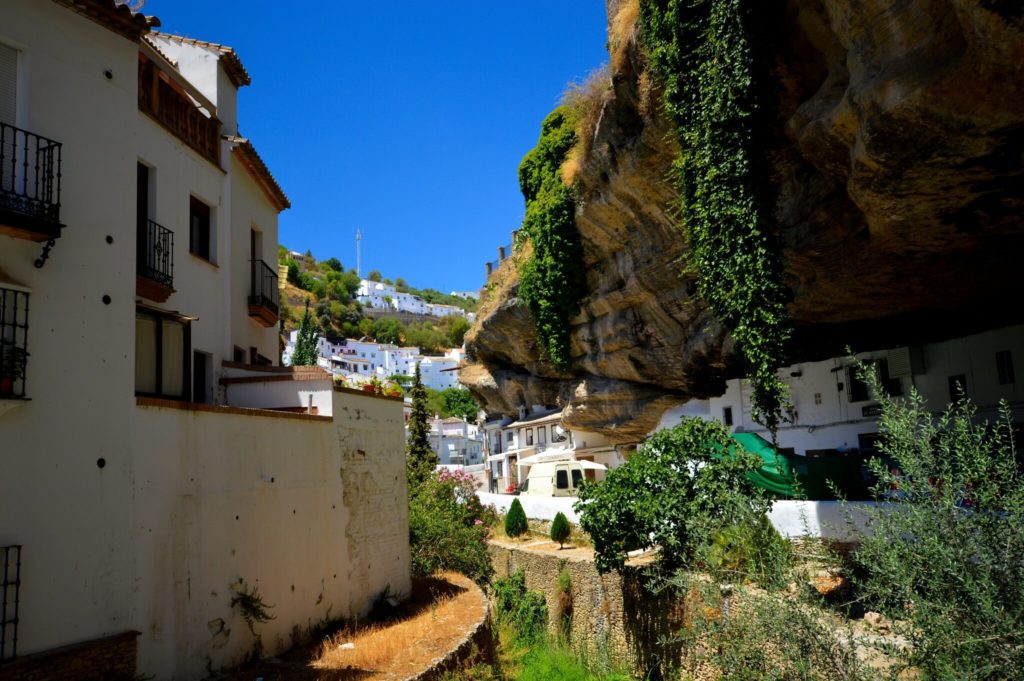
[474,519,484,525]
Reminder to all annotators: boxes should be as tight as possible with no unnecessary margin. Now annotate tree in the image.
[406,365,438,485]
[505,498,529,538]
[440,388,479,422]
[373,317,403,345]
[323,257,342,272]
[576,417,768,573]
[444,316,471,348]
[291,301,319,366]
[367,270,382,282]
[550,511,571,549]
[395,277,408,291]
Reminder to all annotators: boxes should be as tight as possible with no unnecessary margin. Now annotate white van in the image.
[522,461,585,497]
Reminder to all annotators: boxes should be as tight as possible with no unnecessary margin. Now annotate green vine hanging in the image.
[517,106,587,373]
[639,0,791,433]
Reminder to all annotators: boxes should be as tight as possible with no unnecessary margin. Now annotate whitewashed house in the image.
[0,3,410,679]
[356,278,469,320]
[422,416,484,466]
[658,324,1024,457]
[481,406,623,493]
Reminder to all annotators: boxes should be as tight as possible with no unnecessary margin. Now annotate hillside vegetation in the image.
[279,246,474,353]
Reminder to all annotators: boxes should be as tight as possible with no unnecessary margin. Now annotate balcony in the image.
[248,259,279,327]
[138,57,220,167]
[136,219,175,303]
[0,123,63,242]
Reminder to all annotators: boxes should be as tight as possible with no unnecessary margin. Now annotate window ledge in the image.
[189,253,219,269]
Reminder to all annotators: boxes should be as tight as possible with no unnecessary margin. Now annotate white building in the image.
[356,278,468,320]
[0,3,410,678]
[421,416,484,466]
[658,323,1024,457]
[482,406,623,493]
[450,290,479,301]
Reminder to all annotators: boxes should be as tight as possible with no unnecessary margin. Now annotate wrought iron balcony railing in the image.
[137,219,174,289]
[0,123,63,241]
[248,259,279,327]
[0,286,30,400]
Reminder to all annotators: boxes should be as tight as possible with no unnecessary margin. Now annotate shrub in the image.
[848,366,1024,679]
[407,469,495,585]
[576,417,769,573]
[505,498,529,538]
[550,512,571,549]
[701,512,791,590]
[493,570,548,642]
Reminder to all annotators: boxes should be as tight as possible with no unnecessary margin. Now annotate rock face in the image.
[462,0,1024,444]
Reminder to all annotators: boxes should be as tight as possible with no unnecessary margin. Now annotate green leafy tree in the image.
[440,387,479,422]
[290,301,320,366]
[576,417,768,573]
[367,270,382,282]
[505,498,529,538]
[406,365,438,485]
[373,317,404,345]
[357,317,374,338]
[444,316,471,348]
[395,277,408,291]
[550,511,571,549]
[323,257,342,272]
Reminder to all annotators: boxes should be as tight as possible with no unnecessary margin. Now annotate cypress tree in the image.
[406,364,437,485]
[550,511,571,549]
[505,498,529,538]
[291,300,319,366]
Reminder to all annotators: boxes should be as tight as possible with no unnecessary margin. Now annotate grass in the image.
[560,66,613,187]
[218,573,484,681]
[608,0,639,73]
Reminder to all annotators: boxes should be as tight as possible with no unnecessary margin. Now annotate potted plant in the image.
[0,344,28,397]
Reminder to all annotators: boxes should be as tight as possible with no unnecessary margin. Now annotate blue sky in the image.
[144,1,610,293]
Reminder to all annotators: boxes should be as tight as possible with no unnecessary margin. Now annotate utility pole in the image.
[355,228,362,278]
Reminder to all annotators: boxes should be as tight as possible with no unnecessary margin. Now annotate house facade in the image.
[356,278,470,320]
[482,407,622,493]
[657,323,1024,457]
[0,2,409,679]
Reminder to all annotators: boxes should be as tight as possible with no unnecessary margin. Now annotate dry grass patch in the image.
[608,0,639,73]
[560,66,612,187]
[216,573,485,681]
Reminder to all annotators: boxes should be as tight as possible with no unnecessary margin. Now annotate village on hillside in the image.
[1,1,1022,680]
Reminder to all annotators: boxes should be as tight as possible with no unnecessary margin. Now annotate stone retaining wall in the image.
[405,585,493,681]
[489,544,683,679]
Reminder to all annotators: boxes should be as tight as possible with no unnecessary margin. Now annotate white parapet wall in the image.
[128,389,410,679]
[477,492,879,542]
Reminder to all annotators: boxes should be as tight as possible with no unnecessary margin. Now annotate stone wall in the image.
[489,544,684,679]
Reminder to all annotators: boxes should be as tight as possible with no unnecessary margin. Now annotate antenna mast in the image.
[355,228,362,278]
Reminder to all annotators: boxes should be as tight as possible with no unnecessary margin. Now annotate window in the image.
[0,43,17,126]
[506,431,513,443]
[556,470,569,490]
[996,351,1015,386]
[537,426,546,445]
[0,286,30,399]
[948,374,968,402]
[722,406,733,427]
[526,428,534,446]
[192,350,212,404]
[814,392,822,405]
[233,346,245,363]
[848,359,902,402]
[135,309,189,399]
[571,469,583,488]
[189,196,212,262]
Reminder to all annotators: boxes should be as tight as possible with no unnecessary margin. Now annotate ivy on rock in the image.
[639,0,791,433]
[516,106,587,373]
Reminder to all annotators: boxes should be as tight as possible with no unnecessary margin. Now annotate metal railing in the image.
[0,287,30,400]
[0,122,62,228]
[0,545,21,661]
[137,219,174,288]
[249,259,280,315]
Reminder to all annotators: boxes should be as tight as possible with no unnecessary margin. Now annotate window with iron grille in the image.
[0,286,29,399]
[1,545,21,662]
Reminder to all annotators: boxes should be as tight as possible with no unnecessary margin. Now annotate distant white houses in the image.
[450,290,480,301]
[411,416,484,466]
[356,279,474,321]
[285,331,465,392]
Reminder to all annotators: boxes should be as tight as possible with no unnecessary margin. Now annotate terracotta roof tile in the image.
[233,140,291,212]
[53,0,159,40]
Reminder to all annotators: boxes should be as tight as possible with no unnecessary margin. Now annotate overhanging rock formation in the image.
[462,0,1024,444]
